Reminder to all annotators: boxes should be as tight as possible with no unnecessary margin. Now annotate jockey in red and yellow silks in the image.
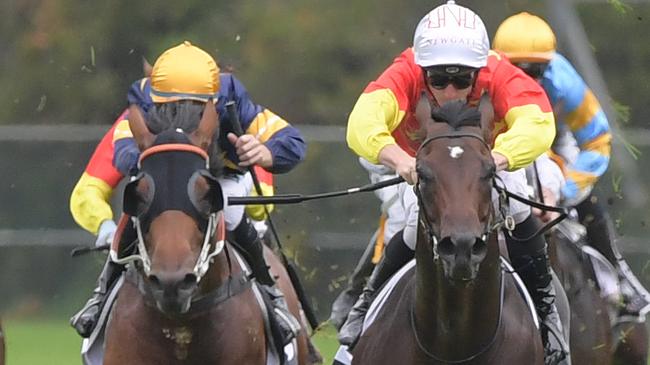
[346,48,555,169]
[337,3,570,363]
[70,110,126,238]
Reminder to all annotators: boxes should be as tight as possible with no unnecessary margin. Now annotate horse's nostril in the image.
[438,238,455,256]
[148,274,161,287]
[472,239,487,256]
[181,273,198,288]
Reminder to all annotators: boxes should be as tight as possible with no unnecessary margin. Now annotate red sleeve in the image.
[364,48,423,113]
[483,54,553,119]
[85,110,127,188]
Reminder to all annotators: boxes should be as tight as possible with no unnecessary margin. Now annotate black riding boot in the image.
[233,216,300,346]
[70,257,123,338]
[337,230,413,348]
[576,196,650,319]
[329,230,378,330]
[506,216,570,365]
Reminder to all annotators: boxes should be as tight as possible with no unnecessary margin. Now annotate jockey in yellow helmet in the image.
[494,12,650,321]
[70,42,305,344]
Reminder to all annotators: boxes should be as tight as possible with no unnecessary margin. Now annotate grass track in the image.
[3,318,339,364]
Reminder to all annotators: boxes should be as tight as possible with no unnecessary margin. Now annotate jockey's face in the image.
[425,66,476,106]
[513,61,549,82]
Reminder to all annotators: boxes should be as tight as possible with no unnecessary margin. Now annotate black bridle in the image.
[414,130,495,257]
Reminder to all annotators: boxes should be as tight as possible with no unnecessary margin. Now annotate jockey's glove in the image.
[95,220,117,248]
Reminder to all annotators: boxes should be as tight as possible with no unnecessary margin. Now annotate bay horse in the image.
[613,321,648,365]
[550,223,649,365]
[549,224,613,364]
[349,100,544,364]
[101,103,313,364]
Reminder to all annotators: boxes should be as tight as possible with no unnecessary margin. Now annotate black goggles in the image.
[514,62,548,80]
[425,69,476,90]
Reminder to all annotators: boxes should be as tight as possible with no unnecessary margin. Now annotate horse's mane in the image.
[431,100,482,130]
[152,129,194,146]
[146,100,223,175]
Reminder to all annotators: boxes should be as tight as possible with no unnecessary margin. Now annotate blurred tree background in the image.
[1,0,650,342]
[2,0,648,128]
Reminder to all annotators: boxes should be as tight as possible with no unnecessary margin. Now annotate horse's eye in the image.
[416,167,434,183]
[481,164,496,180]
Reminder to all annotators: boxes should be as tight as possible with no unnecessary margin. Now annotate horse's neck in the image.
[413,239,502,357]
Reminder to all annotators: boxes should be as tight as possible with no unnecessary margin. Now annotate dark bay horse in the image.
[550,225,612,364]
[550,224,649,365]
[613,321,648,365]
[102,104,313,364]
[350,101,544,364]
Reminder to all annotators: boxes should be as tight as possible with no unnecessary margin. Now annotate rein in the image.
[415,129,567,246]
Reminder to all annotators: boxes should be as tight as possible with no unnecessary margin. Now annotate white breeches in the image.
[360,158,406,244]
[399,169,533,250]
[219,172,254,231]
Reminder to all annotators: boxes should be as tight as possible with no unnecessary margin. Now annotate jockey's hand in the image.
[378,144,417,185]
[227,133,273,169]
[491,151,509,171]
[532,187,560,223]
[95,220,117,248]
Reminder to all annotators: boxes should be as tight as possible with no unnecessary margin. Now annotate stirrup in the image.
[265,287,301,345]
[70,296,103,338]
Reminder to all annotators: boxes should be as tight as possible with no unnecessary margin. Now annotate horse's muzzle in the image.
[147,271,198,314]
[437,233,488,282]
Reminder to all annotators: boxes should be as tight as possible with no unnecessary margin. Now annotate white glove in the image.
[95,220,117,248]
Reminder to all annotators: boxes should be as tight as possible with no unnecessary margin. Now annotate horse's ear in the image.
[478,94,494,141]
[142,57,153,77]
[415,92,433,125]
[190,100,218,151]
[128,104,155,151]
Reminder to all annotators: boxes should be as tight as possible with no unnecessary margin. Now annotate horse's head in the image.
[415,100,495,282]
[122,102,225,314]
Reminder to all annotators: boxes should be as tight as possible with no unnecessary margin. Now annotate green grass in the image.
[4,318,80,365]
[2,318,340,365]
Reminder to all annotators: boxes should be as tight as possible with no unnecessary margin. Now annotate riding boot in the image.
[329,230,378,330]
[338,230,413,349]
[233,216,300,346]
[506,216,570,365]
[616,260,650,322]
[70,257,123,338]
[575,195,650,320]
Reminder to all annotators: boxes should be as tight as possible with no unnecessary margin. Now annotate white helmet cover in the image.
[413,1,489,69]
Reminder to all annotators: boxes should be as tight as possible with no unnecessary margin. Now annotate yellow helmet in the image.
[493,12,556,63]
[150,41,220,103]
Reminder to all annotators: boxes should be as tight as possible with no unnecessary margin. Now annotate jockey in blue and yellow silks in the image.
[70,42,305,342]
[494,12,650,320]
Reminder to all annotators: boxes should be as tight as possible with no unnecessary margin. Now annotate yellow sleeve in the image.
[492,105,556,170]
[69,172,114,235]
[112,119,133,142]
[245,182,275,221]
[346,89,405,163]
